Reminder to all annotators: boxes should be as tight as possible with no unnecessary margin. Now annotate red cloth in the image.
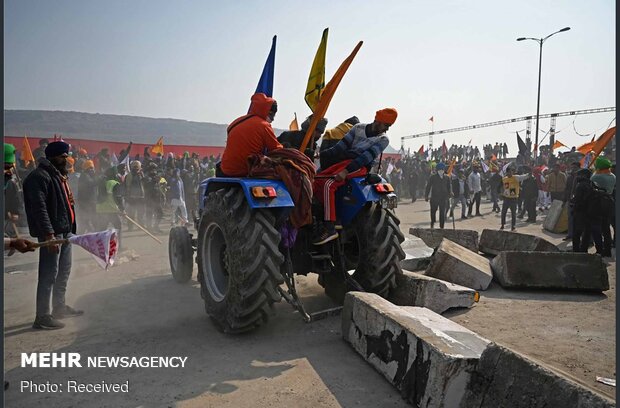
[247,148,315,228]
[220,93,283,177]
[313,160,367,222]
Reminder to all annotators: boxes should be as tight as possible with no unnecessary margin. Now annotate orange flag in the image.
[447,158,457,176]
[22,135,35,165]
[289,113,299,131]
[580,126,616,167]
[576,140,596,154]
[300,41,363,153]
[150,136,164,155]
[552,140,567,150]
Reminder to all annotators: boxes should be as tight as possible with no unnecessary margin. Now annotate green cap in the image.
[595,156,611,170]
[4,143,16,164]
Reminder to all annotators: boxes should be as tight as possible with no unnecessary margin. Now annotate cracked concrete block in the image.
[490,251,609,292]
[462,343,615,408]
[390,272,478,314]
[400,238,435,271]
[425,239,493,290]
[342,292,490,408]
[409,228,479,252]
[478,229,559,256]
[543,199,569,233]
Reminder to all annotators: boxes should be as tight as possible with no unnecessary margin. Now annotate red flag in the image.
[429,116,434,122]
[417,144,424,155]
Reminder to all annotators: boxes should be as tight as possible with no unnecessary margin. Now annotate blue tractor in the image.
[168,172,405,333]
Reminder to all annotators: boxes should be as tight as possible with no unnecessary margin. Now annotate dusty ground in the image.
[4,197,616,406]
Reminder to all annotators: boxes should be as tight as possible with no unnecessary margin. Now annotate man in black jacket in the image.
[425,162,452,229]
[562,161,581,241]
[571,168,598,252]
[520,167,539,222]
[450,169,469,219]
[23,139,84,330]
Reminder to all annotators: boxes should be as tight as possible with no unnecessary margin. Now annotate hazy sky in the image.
[4,0,615,153]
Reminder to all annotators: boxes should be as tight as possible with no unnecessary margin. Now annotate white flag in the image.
[68,229,119,270]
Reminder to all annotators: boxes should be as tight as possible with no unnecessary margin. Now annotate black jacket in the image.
[277,130,316,159]
[23,159,76,238]
[425,173,451,200]
[521,176,538,200]
[489,173,503,194]
[451,177,470,197]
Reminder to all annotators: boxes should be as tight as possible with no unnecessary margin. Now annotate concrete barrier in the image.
[390,272,479,314]
[462,343,616,408]
[425,239,493,290]
[543,199,569,233]
[478,229,559,256]
[342,292,490,407]
[491,251,609,292]
[400,237,434,271]
[409,228,479,252]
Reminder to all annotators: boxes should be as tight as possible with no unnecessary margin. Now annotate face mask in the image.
[437,170,444,176]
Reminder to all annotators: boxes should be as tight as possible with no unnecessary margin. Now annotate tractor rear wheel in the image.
[321,205,405,302]
[197,188,284,333]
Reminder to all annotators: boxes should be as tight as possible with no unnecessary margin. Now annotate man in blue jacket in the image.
[23,139,84,330]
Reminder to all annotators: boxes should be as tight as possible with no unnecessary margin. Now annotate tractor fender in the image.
[336,177,388,225]
[198,177,294,211]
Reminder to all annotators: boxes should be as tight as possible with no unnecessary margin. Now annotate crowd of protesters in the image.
[5,138,222,243]
[4,129,616,259]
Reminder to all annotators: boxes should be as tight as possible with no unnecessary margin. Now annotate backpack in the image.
[588,182,614,219]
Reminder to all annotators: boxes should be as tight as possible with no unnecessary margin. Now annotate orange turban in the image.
[66,156,75,166]
[375,108,398,125]
[79,148,88,156]
[82,160,95,170]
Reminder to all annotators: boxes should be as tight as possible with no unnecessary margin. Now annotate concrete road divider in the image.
[490,251,610,292]
[390,272,479,314]
[478,229,559,256]
[342,292,490,408]
[425,239,493,290]
[400,237,435,271]
[543,199,569,233]
[409,228,479,252]
[462,343,616,408]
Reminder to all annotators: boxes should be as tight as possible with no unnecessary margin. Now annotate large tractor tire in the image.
[321,205,405,302]
[168,226,193,283]
[197,188,284,334]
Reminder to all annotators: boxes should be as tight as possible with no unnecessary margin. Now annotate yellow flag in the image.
[304,28,328,112]
[150,136,164,155]
[289,113,299,131]
[300,41,363,153]
[22,135,35,165]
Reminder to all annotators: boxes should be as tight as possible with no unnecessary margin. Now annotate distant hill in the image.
[3,109,401,153]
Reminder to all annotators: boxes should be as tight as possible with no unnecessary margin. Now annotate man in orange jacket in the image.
[220,93,282,177]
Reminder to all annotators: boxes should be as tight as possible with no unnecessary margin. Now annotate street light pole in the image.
[517,27,570,163]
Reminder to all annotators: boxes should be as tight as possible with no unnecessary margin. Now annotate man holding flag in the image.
[23,138,84,330]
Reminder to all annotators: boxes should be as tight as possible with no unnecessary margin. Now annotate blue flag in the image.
[255,36,276,97]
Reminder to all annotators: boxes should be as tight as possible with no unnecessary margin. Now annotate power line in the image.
[400,107,616,146]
